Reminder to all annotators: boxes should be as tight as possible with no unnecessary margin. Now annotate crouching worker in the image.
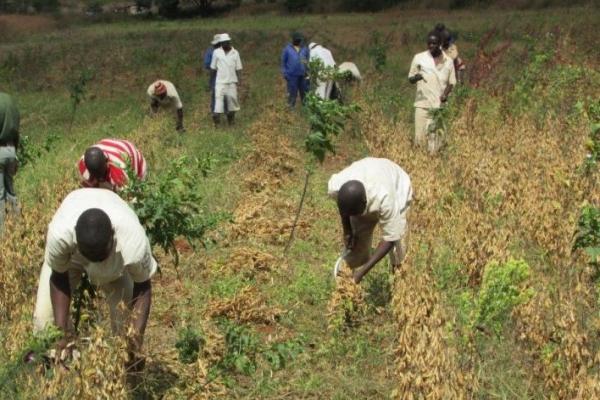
[147,80,184,132]
[33,189,157,370]
[78,138,147,191]
[328,157,412,284]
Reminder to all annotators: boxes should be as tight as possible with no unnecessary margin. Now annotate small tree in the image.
[285,59,359,253]
[68,67,95,132]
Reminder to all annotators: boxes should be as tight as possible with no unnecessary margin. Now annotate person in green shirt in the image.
[0,92,20,231]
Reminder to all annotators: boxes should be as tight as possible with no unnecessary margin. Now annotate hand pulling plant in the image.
[284,59,359,254]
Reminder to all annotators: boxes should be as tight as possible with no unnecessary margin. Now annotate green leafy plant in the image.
[68,67,95,132]
[17,133,59,168]
[472,259,534,336]
[262,338,304,371]
[367,31,387,71]
[175,326,205,364]
[573,205,600,268]
[216,319,260,375]
[122,155,227,267]
[285,59,359,253]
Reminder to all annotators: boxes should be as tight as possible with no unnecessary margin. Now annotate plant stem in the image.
[284,169,312,255]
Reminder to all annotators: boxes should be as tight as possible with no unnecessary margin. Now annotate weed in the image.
[175,326,205,364]
[68,67,95,131]
[367,31,387,72]
[573,204,600,268]
[16,133,59,168]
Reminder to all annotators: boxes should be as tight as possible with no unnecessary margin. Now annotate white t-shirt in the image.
[328,157,413,242]
[44,188,157,286]
[210,47,243,84]
[147,80,183,109]
[309,44,336,68]
[408,50,456,109]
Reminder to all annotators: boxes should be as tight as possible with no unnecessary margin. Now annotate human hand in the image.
[414,73,424,82]
[440,94,448,103]
[352,265,367,284]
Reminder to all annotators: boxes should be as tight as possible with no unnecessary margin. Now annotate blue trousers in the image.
[286,75,309,107]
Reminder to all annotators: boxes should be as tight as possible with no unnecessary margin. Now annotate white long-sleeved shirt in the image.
[408,50,456,109]
[328,158,413,242]
[44,188,157,286]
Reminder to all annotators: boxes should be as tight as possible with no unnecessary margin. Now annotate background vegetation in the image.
[0,5,599,399]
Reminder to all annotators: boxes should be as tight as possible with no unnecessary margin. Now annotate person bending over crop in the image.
[33,189,157,370]
[210,33,243,126]
[328,157,412,284]
[147,79,184,132]
[77,138,147,191]
[0,92,20,231]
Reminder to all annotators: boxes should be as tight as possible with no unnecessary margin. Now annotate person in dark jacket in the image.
[281,32,310,108]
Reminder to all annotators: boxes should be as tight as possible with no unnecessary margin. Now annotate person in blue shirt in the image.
[281,32,310,108]
[203,34,227,113]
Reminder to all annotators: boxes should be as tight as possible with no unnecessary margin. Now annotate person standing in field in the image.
[408,30,456,153]
[281,32,310,108]
[77,138,147,191]
[435,23,466,84]
[308,42,336,100]
[328,157,413,284]
[33,189,157,370]
[0,92,20,231]
[204,33,228,114]
[210,33,243,126]
[147,80,185,132]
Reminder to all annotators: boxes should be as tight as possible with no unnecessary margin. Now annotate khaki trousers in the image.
[414,107,433,148]
[33,262,134,334]
[344,206,410,269]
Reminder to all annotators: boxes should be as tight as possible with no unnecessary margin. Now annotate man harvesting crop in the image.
[408,30,456,153]
[77,138,147,191]
[210,33,243,126]
[33,189,157,370]
[147,79,185,132]
[281,32,310,108]
[328,157,412,284]
[0,92,20,231]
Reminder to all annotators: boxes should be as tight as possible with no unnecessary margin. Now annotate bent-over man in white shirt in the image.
[210,33,243,126]
[147,79,184,132]
[33,189,157,368]
[408,30,456,152]
[328,157,412,284]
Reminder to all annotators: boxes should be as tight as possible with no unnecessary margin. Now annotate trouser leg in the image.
[101,273,134,335]
[389,207,410,270]
[299,76,308,103]
[414,107,431,147]
[286,77,298,107]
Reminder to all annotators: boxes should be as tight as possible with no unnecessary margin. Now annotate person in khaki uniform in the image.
[33,188,157,368]
[408,30,456,153]
[328,158,412,284]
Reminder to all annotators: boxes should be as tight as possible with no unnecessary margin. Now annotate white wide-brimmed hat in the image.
[219,33,231,42]
[211,34,221,45]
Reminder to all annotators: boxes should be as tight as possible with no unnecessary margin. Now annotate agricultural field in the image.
[0,6,599,399]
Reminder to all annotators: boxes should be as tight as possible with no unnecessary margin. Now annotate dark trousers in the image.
[286,75,309,107]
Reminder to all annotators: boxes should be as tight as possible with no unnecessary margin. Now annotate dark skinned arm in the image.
[339,210,354,249]
[441,84,454,103]
[50,270,71,332]
[129,280,152,353]
[408,73,424,84]
[150,99,159,114]
[176,108,184,131]
[352,240,394,284]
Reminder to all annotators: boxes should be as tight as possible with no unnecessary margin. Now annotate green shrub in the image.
[217,320,260,375]
[175,326,205,364]
[157,0,179,17]
[573,205,600,265]
[285,0,311,12]
[122,155,226,265]
[17,133,59,168]
[367,31,387,71]
[473,259,534,336]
